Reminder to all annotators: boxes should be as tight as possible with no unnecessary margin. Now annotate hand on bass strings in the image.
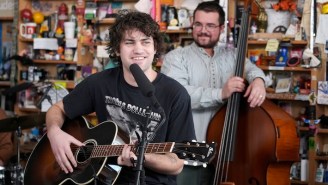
[222,76,245,99]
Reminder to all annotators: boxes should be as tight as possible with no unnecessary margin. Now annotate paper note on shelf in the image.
[265,39,279,52]
[33,38,58,50]
[97,45,109,58]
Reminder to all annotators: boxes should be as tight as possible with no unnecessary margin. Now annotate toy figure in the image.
[251,22,257,34]
[33,11,45,37]
[58,3,68,32]
[21,8,33,23]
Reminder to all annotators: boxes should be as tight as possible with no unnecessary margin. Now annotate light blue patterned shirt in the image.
[161,42,265,141]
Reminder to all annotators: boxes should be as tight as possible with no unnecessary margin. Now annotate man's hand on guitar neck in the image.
[117,144,137,167]
[117,144,184,175]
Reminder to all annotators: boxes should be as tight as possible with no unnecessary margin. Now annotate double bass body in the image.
[207,99,299,185]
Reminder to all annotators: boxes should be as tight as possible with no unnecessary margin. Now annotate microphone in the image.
[129,64,159,108]
[36,84,53,109]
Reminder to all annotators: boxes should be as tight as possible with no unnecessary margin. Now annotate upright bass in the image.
[206,2,300,185]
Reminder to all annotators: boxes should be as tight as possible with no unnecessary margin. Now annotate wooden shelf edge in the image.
[0,81,11,87]
[163,29,191,34]
[17,107,41,113]
[258,66,312,72]
[317,128,328,134]
[266,93,309,101]
[291,179,309,184]
[314,155,328,161]
[248,40,268,45]
[0,17,13,21]
[93,18,116,24]
[248,40,307,46]
[18,36,33,42]
[33,59,77,65]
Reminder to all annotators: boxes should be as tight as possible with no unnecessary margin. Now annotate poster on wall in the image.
[0,22,13,81]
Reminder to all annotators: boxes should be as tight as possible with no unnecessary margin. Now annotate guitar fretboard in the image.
[90,142,175,158]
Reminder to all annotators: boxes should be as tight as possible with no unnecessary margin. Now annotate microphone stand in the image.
[36,83,53,109]
[134,106,152,185]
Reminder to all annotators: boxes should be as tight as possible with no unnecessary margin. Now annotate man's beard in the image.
[194,33,219,48]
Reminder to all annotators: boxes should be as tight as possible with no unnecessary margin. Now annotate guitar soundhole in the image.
[76,141,96,164]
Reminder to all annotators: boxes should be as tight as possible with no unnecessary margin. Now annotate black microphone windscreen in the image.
[129,64,155,97]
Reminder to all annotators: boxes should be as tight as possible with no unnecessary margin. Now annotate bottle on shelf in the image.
[300,157,308,181]
[323,164,328,183]
[316,163,324,182]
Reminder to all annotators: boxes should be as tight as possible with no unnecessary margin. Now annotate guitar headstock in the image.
[174,141,216,167]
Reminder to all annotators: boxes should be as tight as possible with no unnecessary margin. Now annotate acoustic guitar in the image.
[24,116,216,185]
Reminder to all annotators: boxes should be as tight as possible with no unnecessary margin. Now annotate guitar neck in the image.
[89,142,175,158]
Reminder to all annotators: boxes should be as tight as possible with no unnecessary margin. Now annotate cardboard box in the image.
[0,0,14,18]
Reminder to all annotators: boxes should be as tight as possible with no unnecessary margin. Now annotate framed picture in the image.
[318,81,328,105]
[180,37,193,47]
[275,77,291,93]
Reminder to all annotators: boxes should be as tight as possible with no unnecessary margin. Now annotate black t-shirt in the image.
[63,67,196,185]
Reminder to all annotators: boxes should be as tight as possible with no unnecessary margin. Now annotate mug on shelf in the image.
[20,22,37,39]
[64,22,76,39]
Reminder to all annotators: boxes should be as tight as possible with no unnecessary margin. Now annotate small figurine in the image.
[251,22,257,34]
[21,8,33,23]
[33,11,45,37]
[57,46,65,60]
[81,25,94,45]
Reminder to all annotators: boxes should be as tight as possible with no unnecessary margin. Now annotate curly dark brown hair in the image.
[107,11,164,63]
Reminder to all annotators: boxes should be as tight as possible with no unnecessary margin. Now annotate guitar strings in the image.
[68,143,209,159]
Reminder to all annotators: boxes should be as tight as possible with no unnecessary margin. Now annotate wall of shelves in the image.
[16,0,80,115]
[13,0,328,184]
[246,2,327,182]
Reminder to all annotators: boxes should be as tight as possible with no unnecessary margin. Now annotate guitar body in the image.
[24,117,118,185]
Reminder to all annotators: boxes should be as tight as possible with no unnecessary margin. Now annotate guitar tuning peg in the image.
[192,162,198,166]
[184,160,189,165]
[203,163,207,168]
